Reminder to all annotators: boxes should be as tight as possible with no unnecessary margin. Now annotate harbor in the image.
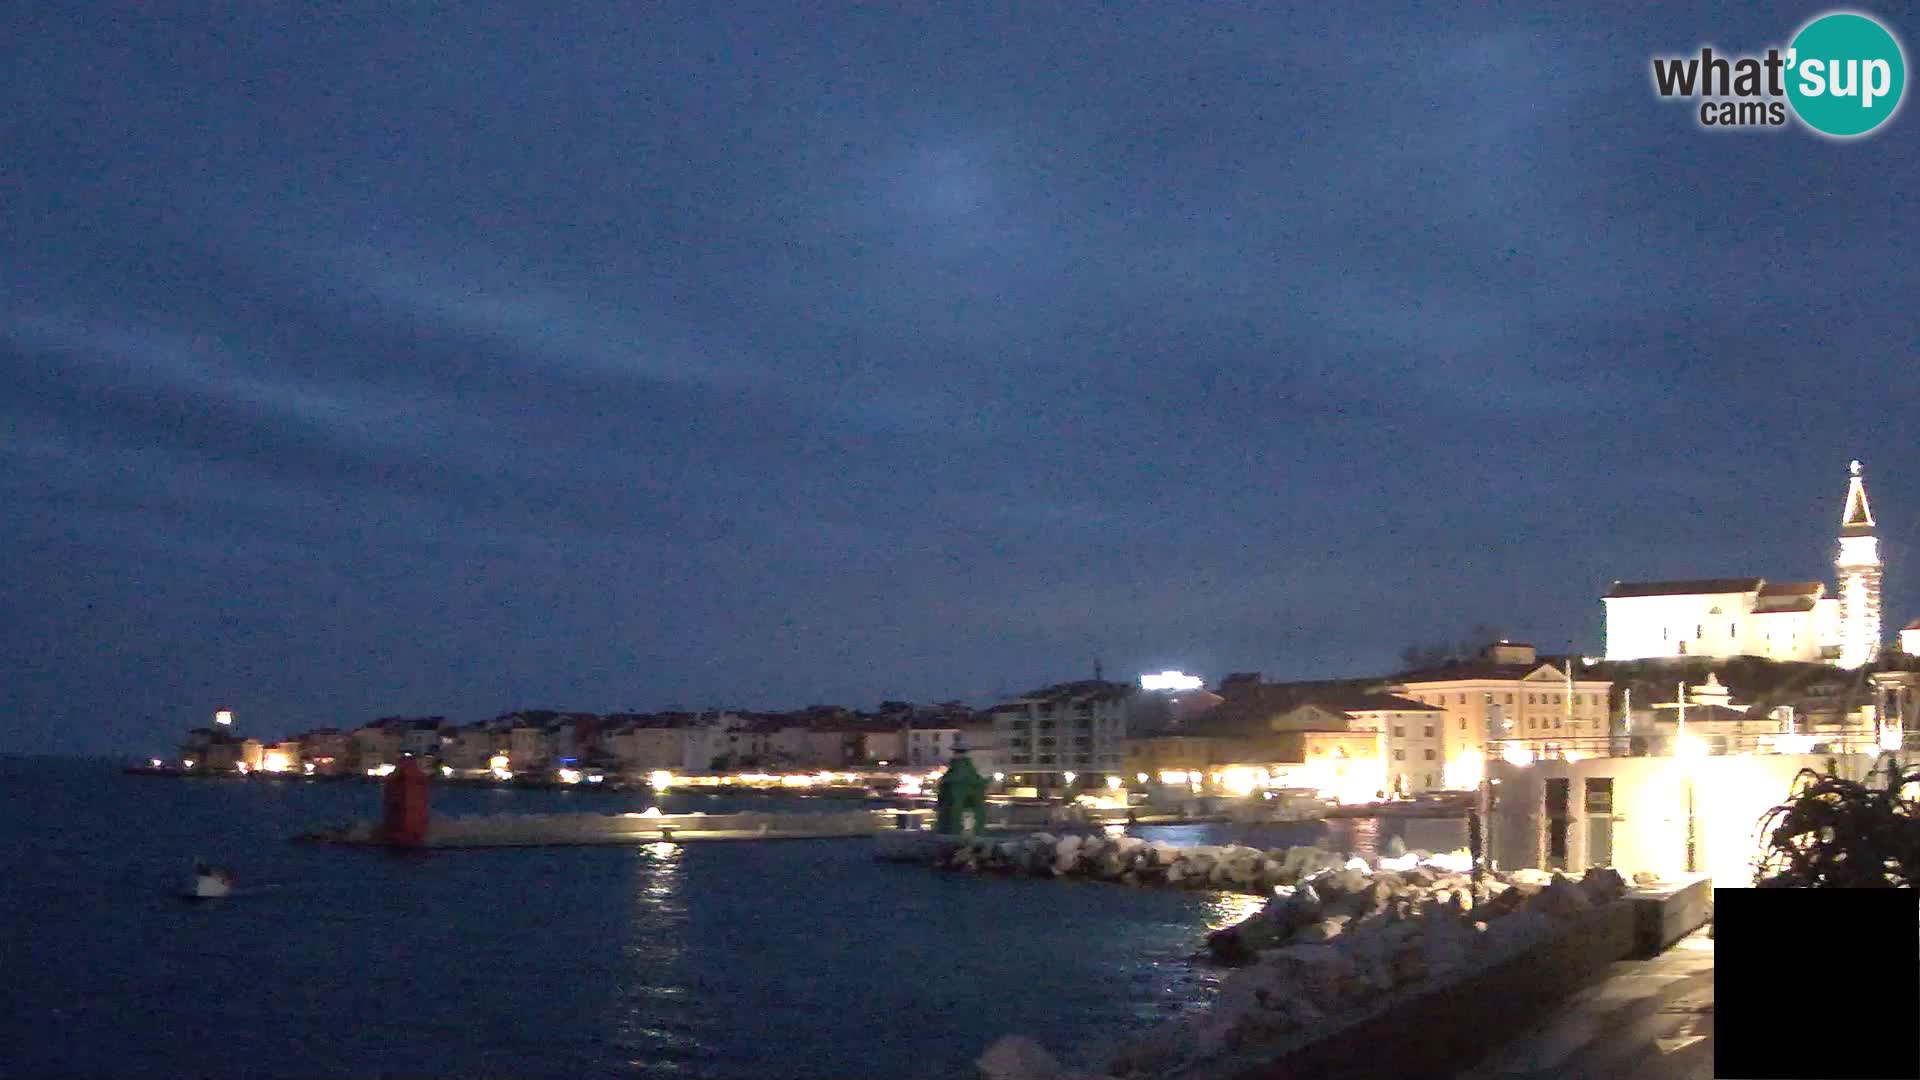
[292,794,1338,848]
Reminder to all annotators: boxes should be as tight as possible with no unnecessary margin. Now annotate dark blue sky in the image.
[4,4,1915,754]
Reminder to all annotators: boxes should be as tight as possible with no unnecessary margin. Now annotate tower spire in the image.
[1841,458,1875,534]
[1835,459,1882,668]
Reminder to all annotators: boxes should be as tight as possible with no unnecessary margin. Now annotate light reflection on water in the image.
[1200,891,1270,931]
[614,842,698,1074]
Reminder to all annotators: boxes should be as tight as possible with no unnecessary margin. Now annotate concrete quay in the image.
[1095,874,1714,1080]
[295,808,919,847]
[1451,926,1714,1080]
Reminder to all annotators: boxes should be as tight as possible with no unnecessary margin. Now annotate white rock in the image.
[1507,867,1554,891]
[1295,918,1346,944]
[1054,835,1084,874]
[978,1035,1062,1080]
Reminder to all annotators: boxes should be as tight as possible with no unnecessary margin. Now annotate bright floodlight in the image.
[1139,670,1203,691]
[214,710,234,726]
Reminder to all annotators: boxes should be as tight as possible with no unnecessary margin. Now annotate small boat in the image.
[185,862,234,900]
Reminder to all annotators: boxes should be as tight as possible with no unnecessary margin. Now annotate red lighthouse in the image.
[381,757,431,847]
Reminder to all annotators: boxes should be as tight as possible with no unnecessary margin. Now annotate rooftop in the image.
[1605,578,1765,599]
[1392,657,1591,684]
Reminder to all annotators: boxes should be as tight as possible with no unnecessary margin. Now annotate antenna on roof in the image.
[1093,656,1104,682]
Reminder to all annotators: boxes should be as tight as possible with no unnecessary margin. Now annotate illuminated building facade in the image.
[1602,461,1884,667]
[1392,642,1612,787]
[992,680,1134,788]
[1835,460,1882,668]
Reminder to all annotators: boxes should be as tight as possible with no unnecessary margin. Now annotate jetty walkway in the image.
[1452,925,1714,1080]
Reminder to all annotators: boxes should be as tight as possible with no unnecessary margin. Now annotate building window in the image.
[1424,725,1434,738]
[1695,625,1703,640]
[1729,622,1737,638]
[1393,749,1405,761]
[1505,694,1514,704]
[1584,777,1613,814]
[1393,725,1404,738]
[1423,749,1435,760]
[1459,718,1466,731]
[1458,694,1466,704]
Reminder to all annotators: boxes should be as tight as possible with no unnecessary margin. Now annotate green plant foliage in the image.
[1755,754,1920,887]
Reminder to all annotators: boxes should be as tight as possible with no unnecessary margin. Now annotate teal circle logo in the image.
[1786,12,1906,137]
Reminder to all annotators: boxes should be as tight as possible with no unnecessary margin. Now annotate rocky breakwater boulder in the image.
[937,835,1348,902]
[1105,862,1635,1078]
[977,1035,1116,1080]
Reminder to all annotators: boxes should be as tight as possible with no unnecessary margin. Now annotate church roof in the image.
[1605,578,1763,599]
[1753,582,1824,613]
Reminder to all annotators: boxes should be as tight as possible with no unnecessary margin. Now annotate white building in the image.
[1603,461,1882,667]
[1489,751,1876,886]
[1835,461,1883,668]
[992,680,1133,790]
[1603,577,1837,663]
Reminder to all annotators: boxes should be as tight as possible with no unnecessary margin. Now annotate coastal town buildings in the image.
[300,729,349,773]
[1390,642,1613,784]
[439,722,505,771]
[508,718,555,771]
[992,680,1134,789]
[1269,693,1444,795]
[1602,461,1883,666]
[264,739,302,773]
[351,722,404,770]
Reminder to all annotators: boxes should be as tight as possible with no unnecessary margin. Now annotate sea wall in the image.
[934,832,1364,895]
[975,854,1639,1080]
[297,809,900,847]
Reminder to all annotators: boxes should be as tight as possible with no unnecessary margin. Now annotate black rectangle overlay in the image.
[1716,888,1918,1080]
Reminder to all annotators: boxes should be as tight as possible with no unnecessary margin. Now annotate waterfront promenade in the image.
[1451,926,1714,1080]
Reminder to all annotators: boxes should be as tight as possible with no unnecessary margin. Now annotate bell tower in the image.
[1835,459,1882,668]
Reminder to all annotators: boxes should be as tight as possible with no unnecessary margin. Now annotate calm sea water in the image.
[0,757,1462,1079]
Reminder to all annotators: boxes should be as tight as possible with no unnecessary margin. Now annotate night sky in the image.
[4,5,1915,754]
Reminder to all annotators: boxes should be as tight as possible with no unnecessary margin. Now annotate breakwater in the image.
[931,831,1382,895]
[296,808,913,847]
[968,847,1707,1080]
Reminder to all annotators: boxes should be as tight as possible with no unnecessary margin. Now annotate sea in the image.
[0,757,1466,1079]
